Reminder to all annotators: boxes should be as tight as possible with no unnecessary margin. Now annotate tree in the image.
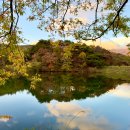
[0,0,130,84]
[127,43,130,55]
[0,0,130,48]
[61,44,73,71]
[78,51,87,69]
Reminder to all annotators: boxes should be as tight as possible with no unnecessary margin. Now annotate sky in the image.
[18,1,130,50]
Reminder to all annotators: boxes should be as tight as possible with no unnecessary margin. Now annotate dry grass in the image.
[98,66,130,81]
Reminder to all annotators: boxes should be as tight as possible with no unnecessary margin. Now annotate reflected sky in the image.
[109,83,130,99]
[0,83,130,130]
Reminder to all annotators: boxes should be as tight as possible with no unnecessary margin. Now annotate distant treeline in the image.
[24,40,130,72]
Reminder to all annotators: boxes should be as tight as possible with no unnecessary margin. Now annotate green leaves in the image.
[0,0,130,43]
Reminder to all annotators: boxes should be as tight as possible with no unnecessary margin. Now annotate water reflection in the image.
[0,74,130,130]
[0,74,126,102]
[30,74,126,102]
[109,83,130,98]
[0,115,12,122]
[45,100,115,130]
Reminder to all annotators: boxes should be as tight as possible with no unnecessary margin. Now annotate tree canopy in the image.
[0,0,130,46]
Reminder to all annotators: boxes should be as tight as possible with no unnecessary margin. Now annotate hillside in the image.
[24,40,130,72]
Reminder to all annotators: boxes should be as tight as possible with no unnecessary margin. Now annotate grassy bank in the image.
[97,66,130,81]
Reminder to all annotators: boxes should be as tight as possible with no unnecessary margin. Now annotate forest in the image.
[24,39,130,72]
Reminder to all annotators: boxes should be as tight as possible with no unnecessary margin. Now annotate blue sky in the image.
[18,1,130,47]
[19,16,76,44]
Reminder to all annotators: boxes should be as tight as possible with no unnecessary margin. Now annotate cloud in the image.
[111,37,130,46]
[109,83,130,98]
[81,39,119,50]
[46,102,88,117]
[30,41,38,45]
[0,118,10,122]
[29,35,130,51]
[81,36,130,50]
[57,115,112,130]
[45,101,114,130]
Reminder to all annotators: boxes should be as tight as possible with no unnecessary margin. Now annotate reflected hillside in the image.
[0,77,29,96]
[0,74,128,102]
[30,74,126,102]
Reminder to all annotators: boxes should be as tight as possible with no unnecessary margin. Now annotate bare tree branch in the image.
[82,0,128,41]
[62,0,71,22]
[14,0,19,31]
[0,0,129,42]
[9,0,14,34]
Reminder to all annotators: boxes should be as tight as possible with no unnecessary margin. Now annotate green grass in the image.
[98,66,130,81]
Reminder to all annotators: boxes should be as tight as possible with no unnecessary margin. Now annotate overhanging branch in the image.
[82,0,128,41]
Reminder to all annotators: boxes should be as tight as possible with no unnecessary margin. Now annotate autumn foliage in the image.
[25,40,130,72]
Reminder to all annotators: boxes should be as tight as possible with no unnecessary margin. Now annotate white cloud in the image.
[81,36,130,50]
[45,101,114,130]
[109,83,130,98]
[46,102,88,117]
[30,41,38,45]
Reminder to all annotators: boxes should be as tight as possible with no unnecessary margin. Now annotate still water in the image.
[0,74,130,130]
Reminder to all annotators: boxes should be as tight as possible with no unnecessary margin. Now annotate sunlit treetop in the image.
[0,0,130,47]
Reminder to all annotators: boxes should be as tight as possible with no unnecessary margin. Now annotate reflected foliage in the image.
[0,74,128,103]
[0,77,29,96]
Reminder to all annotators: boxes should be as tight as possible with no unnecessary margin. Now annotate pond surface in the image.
[0,74,130,130]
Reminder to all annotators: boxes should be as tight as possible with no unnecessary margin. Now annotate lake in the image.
[0,74,130,130]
